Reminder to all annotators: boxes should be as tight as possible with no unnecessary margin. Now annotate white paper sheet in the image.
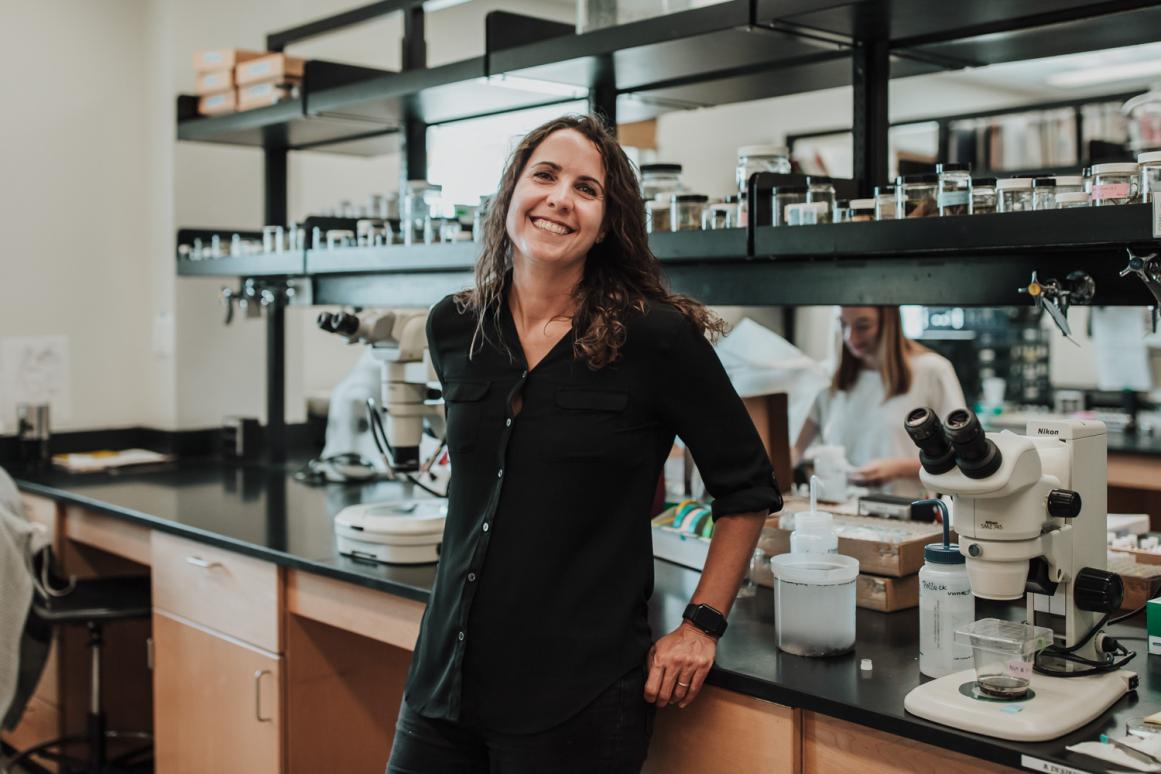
[1091,307,1152,392]
[0,335,71,433]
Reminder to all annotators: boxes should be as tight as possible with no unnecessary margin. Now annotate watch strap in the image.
[682,603,727,638]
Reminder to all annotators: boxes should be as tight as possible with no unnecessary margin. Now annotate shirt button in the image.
[521,370,528,378]
[482,522,490,532]
[506,418,512,427]
[468,572,477,582]
[497,468,504,478]
[458,631,465,642]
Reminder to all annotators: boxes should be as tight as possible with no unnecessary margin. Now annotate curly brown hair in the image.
[455,113,725,369]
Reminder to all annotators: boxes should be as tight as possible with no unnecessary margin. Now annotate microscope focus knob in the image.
[1074,568,1124,613]
[1047,489,1082,518]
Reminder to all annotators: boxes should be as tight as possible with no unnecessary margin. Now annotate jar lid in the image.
[1051,175,1085,186]
[724,194,740,203]
[1139,151,1161,164]
[640,163,683,174]
[1056,192,1091,203]
[674,194,709,203]
[834,199,851,209]
[803,202,830,213]
[936,162,971,173]
[770,553,859,585]
[898,173,939,184]
[1031,177,1058,188]
[850,198,876,209]
[738,144,789,158]
[771,185,808,194]
[924,542,965,564]
[874,184,895,196]
[1091,162,1139,175]
[996,177,1032,190]
[646,199,669,210]
[972,177,997,187]
[806,175,834,185]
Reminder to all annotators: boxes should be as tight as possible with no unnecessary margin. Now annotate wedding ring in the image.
[677,681,690,687]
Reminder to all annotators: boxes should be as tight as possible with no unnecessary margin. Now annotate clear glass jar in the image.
[646,196,671,234]
[874,185,896,221]
[786,202,830,226]
[996,178,1033,213]
[1091,162,1140,205]
[640,163,683,200]
[897,174,939,218]
[1055,192,1091,209]
[772,185,807,227]
[1031,178,1057,211]
[402,180,442,245]
[971,178,996,214]
[806,176,836,210]
[1141,151,1161,203]
[702,202,734,230]
[671,194,708,231]
[833,200,852,223]
[936,163,972,216]
[736,145,791,197]
[849,198,875,222]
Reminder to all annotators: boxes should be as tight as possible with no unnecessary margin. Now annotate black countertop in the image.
[15,460,1161,772]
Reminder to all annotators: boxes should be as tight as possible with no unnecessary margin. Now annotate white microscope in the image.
[902,407,1137,741]
[316,309,448,565]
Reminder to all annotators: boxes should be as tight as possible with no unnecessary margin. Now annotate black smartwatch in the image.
[682,603,727,638]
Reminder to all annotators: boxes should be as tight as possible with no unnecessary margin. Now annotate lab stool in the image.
[5,576,153,774]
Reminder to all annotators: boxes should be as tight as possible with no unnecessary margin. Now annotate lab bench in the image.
[6,461,1160,773]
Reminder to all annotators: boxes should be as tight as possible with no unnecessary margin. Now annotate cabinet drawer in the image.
[152,532,282,652]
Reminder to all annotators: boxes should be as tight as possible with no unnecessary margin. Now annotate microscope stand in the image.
[904,668,1135,742]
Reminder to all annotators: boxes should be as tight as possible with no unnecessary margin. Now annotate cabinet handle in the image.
[185,555,223,570]
[255,669,272,722]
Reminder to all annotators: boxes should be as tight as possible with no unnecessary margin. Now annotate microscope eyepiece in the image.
[944,408,1003,479]
[904,408,957,474]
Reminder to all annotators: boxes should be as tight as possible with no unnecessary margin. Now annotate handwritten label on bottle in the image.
[1007,659,1033,679]
[1093,182,1130,201]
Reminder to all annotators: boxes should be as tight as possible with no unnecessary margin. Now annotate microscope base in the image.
[334,500,446,565]
[904,668,1135,741]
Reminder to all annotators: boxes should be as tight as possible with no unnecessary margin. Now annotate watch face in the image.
[686,604,725,635]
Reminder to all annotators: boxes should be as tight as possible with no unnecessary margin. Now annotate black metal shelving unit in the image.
[175,0,1161,455]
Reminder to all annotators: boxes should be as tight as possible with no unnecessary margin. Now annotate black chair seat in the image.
[33,576,151,623]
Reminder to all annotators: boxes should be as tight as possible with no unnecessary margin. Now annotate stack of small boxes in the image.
[194,49,305,116]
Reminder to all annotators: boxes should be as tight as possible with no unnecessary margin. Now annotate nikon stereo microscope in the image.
[903,408,1136,741]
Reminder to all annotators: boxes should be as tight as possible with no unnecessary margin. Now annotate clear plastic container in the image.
[997,178,1033,213]
[790,511,838,554]
[955,618,1053,699]
[402,180,442,245]
[1091,162,1140,205]
[806,176,836,210]
[897,174,939,218]
[936,163,972,216]
[640,163,684,200]
[971,178,996,214]
[772,185,807,227]
[1139,151,1161,203]
[786,201,830,226]
[771,553,859,657]
[1031,178,1058,211]
[671,194,708,231]
[918,528,974,679]
[1056,191,1091,209]
[874,185,896,221]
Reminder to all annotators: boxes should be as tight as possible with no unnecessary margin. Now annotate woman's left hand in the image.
[851,457,914,485]
[644,622,717,709]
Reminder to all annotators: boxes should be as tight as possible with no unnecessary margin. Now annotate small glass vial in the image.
[646,196,671,234]
[806,176,836,210]
[1140,152,1161,203]
[1091,162,1140,205]
[971,178,996,214]
[1031,177,1058,211]
[262,225,284,253]
[832,200,853,223]
[786,201,830,226]
[772,185,807,227]
[1056,191,1090,208]
[897,174,938,218]
[936,163,972,216]
[671,194,708,231]
[996,178,1033,213]
[849,198,875,221]
[640,163,683,200]
[874,184,896,220]
[702,202,734,230]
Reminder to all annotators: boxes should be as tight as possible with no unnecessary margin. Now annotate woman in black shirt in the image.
[387,114,782,774]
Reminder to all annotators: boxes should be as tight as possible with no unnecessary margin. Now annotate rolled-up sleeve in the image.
[654,315,783,519]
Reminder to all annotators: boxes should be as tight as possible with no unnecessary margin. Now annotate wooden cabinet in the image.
[152,611,282,774]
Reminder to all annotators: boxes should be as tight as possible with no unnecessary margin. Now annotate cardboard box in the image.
[194,48,265,72]
[742,392,792,495]
[1108,549,1161,611]
[195,69,233,96]
[748,548,918,611]
[236,81,299,111]
[198,90,236,116]
[235,54,305,86]
[760,514,950,578]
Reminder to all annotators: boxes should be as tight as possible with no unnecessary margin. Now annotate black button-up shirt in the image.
[404,284,782,733]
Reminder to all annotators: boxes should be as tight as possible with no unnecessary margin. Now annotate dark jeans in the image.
[386,667,655,774]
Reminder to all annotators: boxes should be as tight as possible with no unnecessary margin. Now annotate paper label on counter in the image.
[1020,756,1092,774]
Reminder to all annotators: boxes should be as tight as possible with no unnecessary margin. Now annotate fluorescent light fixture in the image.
[422,0,471,12]
[1047,58,1161,88]
[477,74,589,100]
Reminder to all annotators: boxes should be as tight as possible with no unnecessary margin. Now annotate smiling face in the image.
[839,306,881,360]
[504,128,607,272]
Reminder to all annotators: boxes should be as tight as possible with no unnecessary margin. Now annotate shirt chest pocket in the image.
[443,380,490,453]
[543,388,630,462]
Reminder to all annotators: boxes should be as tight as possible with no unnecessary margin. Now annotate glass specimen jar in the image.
[996,178,1033,213]
[897,174,939,218]
[971,178,996,214]
[772,185,807,227]
[936,163,972,216]
[874,184,896,220]
[671,194,709,231]
[1140,151,1161,203]
[1091,162,1140,205]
